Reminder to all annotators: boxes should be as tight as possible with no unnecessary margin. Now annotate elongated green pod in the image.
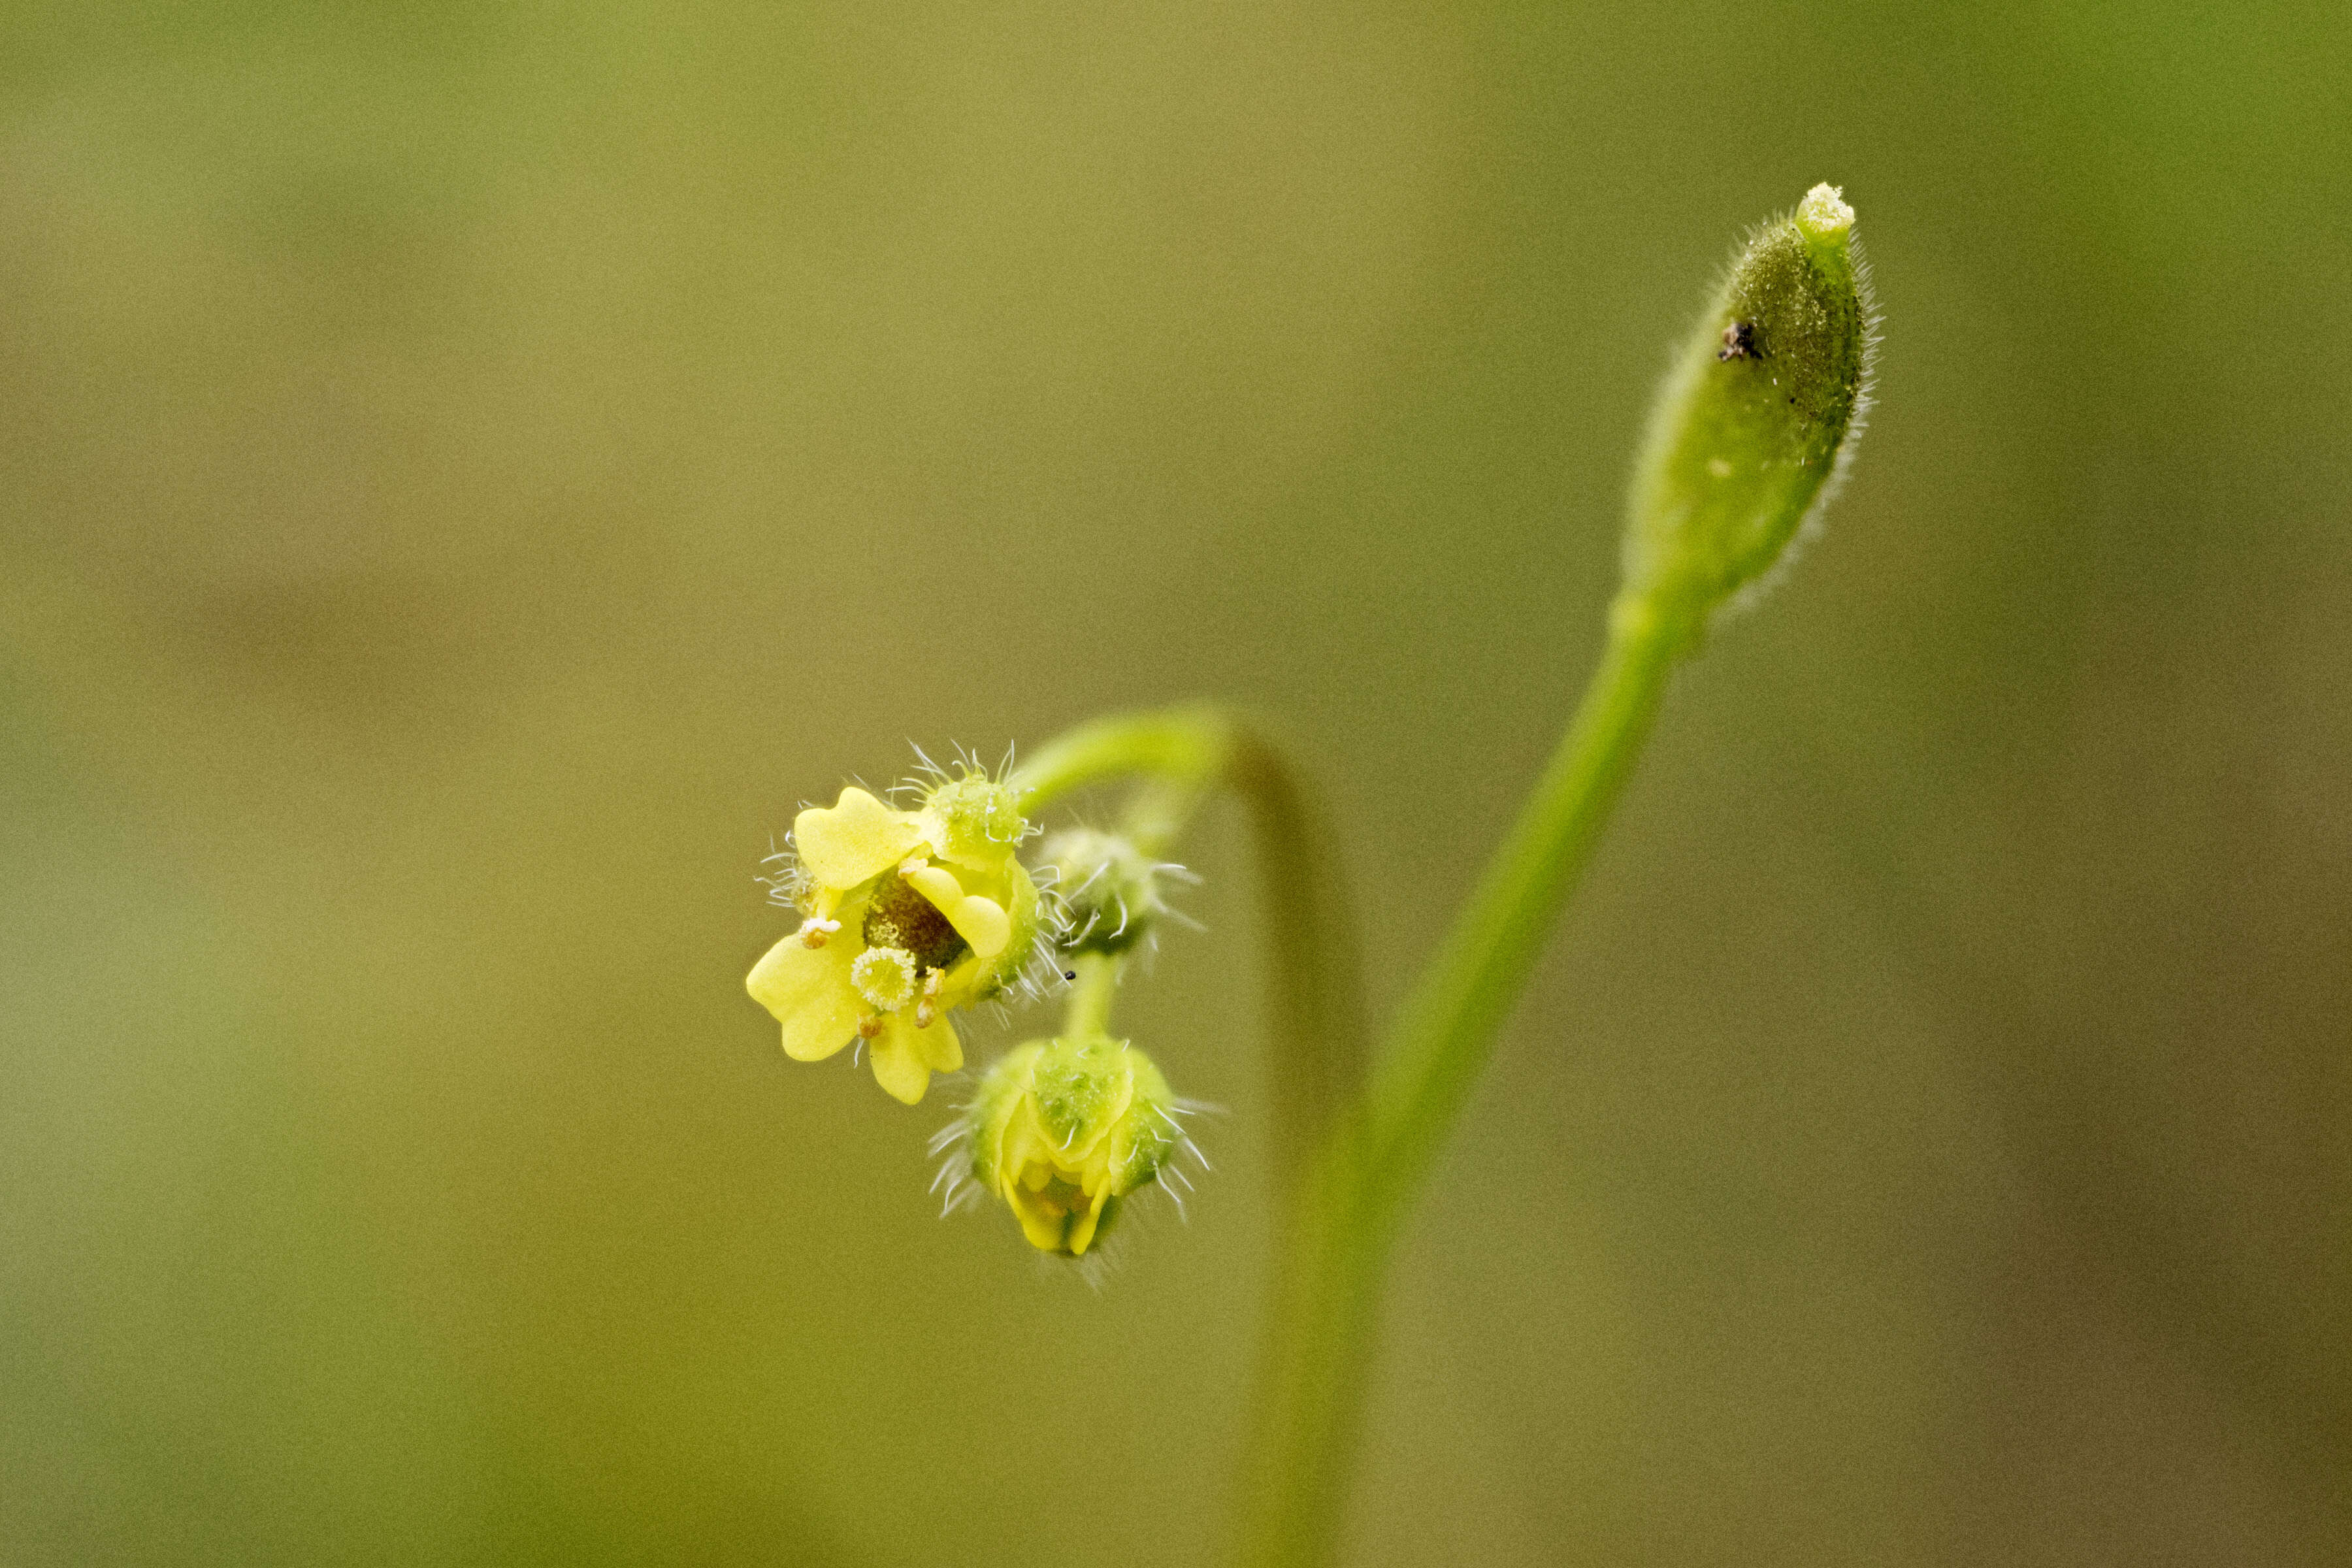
[1622,184,1874,633]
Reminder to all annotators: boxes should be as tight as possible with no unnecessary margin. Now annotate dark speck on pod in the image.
[1717,319,1760,361]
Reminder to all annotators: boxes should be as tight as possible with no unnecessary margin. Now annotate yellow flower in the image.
[958,1034,1184,1256]
[747,773,1041,1105]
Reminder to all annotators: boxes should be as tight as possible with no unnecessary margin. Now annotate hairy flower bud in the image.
[1622,183,1874,628]
[962,1034,1183,1256]
[1041,828,1178,956]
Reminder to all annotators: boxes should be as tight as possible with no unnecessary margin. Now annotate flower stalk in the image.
[1062,951,1120,1038]
[1234,601,1683,1566]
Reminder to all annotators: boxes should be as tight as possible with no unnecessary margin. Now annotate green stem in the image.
[1012,704,1234,823]
[1233,595,1689,1568]
[1360,598,1686,1213]
[1062,951,1120,1037]
[1013,610,1686,1568]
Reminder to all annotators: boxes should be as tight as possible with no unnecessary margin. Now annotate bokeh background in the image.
[5,3,2347,1563]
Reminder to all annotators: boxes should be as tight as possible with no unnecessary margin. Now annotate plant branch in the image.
[1232,596,1690,1568]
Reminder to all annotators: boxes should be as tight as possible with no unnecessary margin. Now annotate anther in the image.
[796,916,842,948]
[857,1015,884,1039]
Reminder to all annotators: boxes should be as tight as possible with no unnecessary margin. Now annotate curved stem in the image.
[1233,596,1689,1568]
[1012,704,1235,823]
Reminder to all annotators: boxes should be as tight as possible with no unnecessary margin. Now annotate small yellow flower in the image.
[958,1034,1184,1256]
[747,772,1041,1105]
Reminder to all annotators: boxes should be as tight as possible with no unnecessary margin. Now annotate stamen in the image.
[857,1015,883,1039]
[796,915,841,949]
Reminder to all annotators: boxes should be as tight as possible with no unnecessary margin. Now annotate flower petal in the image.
[945,895,1011,958]
[1065,1188,1113,1257]
[747,935,860,1062]
[868,1015,934,1105]
[794,787,926,892]
[1008,1183,1071,1252]
[901,862,966,909]
[904,864,1013,960]
[915,1012,962,1074]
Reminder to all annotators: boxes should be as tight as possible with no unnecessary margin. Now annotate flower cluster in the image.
[749,759,1203,1258]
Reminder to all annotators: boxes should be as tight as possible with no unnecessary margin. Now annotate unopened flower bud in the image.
[963,1034,1183,1256]
[1041,828,1177,956]
[1622,183,1874,629]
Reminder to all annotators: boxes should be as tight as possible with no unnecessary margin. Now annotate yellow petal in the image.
[916,1012,962,1073]
[904,864,1013,960]
[1009,1186,1070,1252]
[1065,1190,1113,1256]
[1000,1106,1050,1173]
[902,862,967,911]
[794,787,925,892]
[747,934,860,1062]
[868,1015,934,1104]
[946,895,1010,958]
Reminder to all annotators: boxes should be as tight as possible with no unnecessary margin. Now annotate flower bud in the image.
[1622,183,1874,629]
[962,1034,1182,1256]
[1040,828,1176,956]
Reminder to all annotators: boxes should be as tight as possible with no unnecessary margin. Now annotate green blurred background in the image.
[4,2,2347,1563]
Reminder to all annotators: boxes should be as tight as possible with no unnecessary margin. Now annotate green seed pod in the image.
[1622,184,1874,630]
